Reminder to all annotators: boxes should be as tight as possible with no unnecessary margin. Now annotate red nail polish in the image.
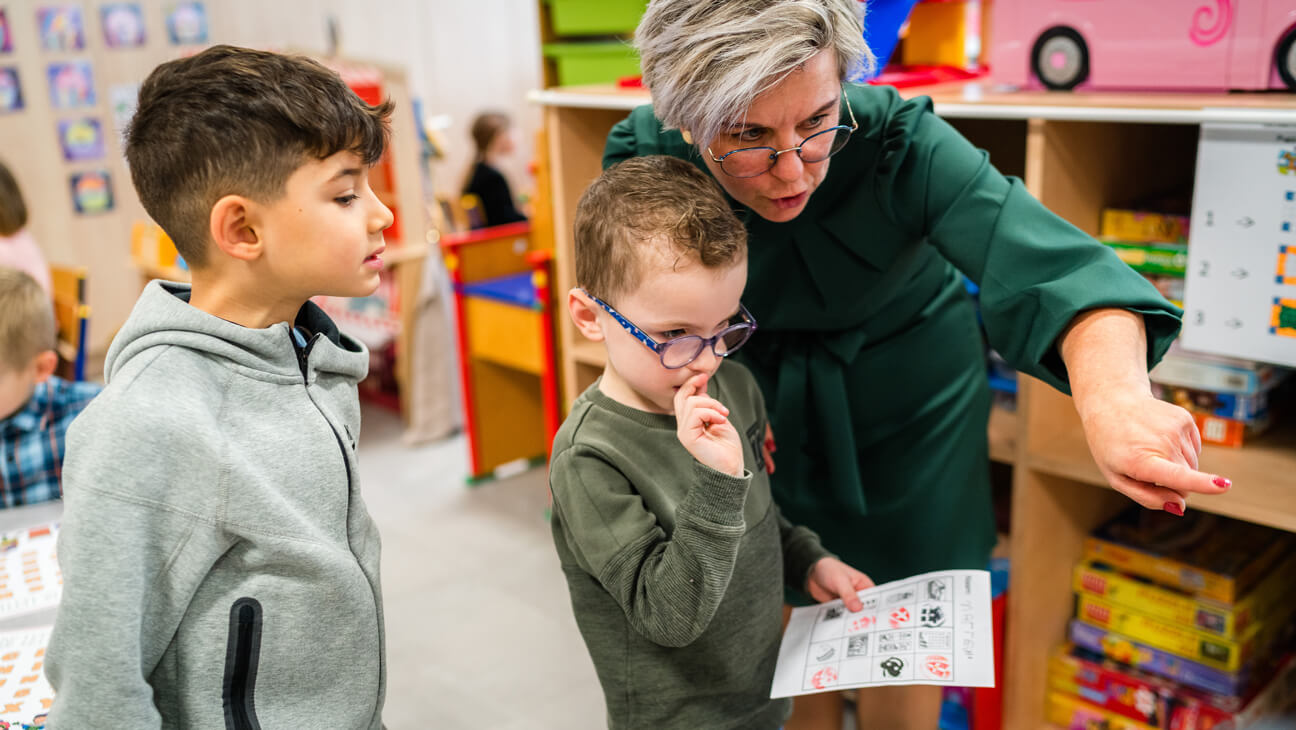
[1164,502,1184,516]
[1213,477,1232,488]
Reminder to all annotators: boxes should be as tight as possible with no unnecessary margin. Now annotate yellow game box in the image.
[1100,208,1190,243]
[1047,690,1158,730]
[1076,594,1261,672]
[1073,554,1296,639]
[1084,508,1294,604]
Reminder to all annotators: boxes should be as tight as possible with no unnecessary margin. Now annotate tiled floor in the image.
[357,404,606,729]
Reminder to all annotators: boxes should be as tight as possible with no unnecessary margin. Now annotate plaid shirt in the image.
[1,376,101,507]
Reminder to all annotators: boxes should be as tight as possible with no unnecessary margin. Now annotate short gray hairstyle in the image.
[635,0,875,146]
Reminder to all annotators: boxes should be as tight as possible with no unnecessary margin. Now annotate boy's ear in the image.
[568,288,605,342]
[31,350,57,385]
[209,195,262,262]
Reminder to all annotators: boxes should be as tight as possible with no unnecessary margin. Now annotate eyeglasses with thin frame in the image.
[582,290,758,370]
[706,90,858,179]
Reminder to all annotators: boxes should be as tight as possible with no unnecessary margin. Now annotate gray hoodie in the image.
[46,282,385,729]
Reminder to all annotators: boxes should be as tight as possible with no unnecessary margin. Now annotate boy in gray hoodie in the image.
[46,45,394,728]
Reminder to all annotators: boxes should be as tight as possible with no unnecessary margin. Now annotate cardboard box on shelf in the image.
[1102,239,1189,276]
[1084,508,1295,604]
[1151,342,1291,396]
[1100,209,1190,244]
[1074,554,1296,640]
[1076,594,1261,672]
[1069,620,1253,697]
[1049,643,1296,729]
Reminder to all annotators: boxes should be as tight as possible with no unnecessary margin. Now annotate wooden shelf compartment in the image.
[1025,118,1199,232]
[1003,463,1132,730]
[947,117,1028,181]
[1022,377,1296,534]
[544,103,641,406]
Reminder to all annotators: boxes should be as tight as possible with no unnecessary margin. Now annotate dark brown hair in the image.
[470,112,510,161]
[574,156,746,302]
[0,160,29,237]
[125,45,393,266]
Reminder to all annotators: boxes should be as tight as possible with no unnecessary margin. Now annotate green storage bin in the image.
[545,0,646,36]
[543,42,641,86]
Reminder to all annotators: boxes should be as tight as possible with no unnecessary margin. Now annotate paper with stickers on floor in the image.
[0,625,55,726]
[771,569,994,697]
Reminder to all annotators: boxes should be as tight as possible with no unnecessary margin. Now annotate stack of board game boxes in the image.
[1047,507,1296,729]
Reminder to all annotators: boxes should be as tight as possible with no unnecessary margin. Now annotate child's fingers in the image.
[852,571,875,591]
[838,575,864,612]
[673,373,709,417]
[685,395,729,417]
[687,407,729,432]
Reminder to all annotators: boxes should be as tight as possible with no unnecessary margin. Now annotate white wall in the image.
[212,0,543,206]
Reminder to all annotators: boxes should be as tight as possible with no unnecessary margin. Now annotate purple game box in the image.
[1069,619,1251,697]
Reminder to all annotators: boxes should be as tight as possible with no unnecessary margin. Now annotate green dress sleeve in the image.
[875,95,1183,392]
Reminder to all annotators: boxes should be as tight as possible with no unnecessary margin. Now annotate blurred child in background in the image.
[0,160,51,294]
[462,111,527,228]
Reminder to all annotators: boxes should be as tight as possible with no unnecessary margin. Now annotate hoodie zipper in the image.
[293,331,353,518]
[222,597,263,730]
[292,329,382,718]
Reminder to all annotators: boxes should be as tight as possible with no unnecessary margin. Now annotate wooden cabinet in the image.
[531,81,1296,728]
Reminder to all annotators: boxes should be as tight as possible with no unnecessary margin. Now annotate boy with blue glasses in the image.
[553,155,873,729]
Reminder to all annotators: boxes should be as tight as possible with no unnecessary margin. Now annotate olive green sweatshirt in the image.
[549,361,830,729]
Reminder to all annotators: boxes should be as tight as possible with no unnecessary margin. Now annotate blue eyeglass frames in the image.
[582,290,758,370]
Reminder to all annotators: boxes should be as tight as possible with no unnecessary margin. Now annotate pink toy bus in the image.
[989,0,1296,91]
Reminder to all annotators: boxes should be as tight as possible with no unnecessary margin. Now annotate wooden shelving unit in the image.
[531,80,1296,728]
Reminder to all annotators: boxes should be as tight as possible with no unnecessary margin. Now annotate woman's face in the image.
[697,50,842,223]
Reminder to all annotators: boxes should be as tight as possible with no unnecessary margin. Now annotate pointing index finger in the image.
[1130,457,1232,497]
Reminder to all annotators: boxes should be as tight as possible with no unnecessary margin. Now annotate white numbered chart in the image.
[1182,122,1296,367]
[771,570,994,698]
[0,626,54,726]
[0,524,61,620]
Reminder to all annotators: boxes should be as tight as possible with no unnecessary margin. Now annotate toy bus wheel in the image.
[1032,27,1089,91]
[1278,29,1296,91]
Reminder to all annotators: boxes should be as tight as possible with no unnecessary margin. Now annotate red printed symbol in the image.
[850,615,875,632]
[923,655,952,679]
[811,666,838,689]
[889,607,911,628]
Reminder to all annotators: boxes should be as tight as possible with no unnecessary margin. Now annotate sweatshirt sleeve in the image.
[550,445,751,648]
[46,408,230,726]
[776,506,832,594]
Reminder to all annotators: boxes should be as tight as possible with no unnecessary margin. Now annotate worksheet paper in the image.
[0,524,61,620]
[0,625,54,726]
[771,570,994,697]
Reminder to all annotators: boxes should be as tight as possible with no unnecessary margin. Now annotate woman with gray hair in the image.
[605,1,1230,727]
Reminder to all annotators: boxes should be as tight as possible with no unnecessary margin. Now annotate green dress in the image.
[603,83,1182,597]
